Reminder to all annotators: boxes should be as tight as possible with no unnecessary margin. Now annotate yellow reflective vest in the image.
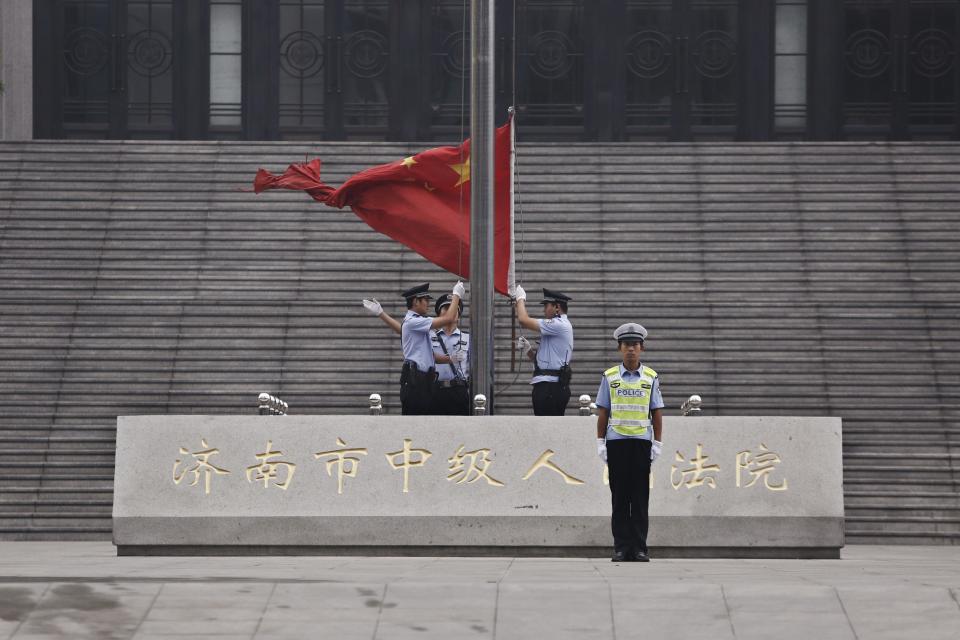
[604,364,657,437]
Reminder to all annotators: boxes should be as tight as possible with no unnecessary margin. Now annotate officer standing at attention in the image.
[429,294,470,415]
[512,285,574,415]
[595,323,664,562]
[363,281,465,415]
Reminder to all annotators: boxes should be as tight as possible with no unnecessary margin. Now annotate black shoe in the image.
[611,550,629,562]
[632,551,650,562]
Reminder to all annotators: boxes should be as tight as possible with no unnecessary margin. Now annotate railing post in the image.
[259,393,288,416]
[472,394,487,416]
[369,393,383,416]
[258,392,271,416]
[578,394,592,416]
[681,394,703,416]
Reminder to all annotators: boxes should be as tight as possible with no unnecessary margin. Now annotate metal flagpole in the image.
[469,0,495,414]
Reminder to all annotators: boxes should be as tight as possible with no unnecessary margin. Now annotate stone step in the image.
[0,528,111,541]
[2,139,959,541]
[845,518,960,536]
[845,532,960,544]
[0,503,112,515]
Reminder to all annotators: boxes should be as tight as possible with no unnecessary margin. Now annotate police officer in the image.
[512,286,574,415]
[595,323,664,562]
[431,294,470,415]
[363,281,464,415]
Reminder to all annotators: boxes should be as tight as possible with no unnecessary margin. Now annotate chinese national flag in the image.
[253,119,515,295]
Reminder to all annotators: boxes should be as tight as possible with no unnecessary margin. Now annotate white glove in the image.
[651,439,663,462]
[597,438,607,462]
[452,281,465,298]
[513,285,526,302]
[362,298,382,316]
[449,350,467,364]
[517,336,533,356]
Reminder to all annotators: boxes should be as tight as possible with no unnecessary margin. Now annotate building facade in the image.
[5,0,960,141]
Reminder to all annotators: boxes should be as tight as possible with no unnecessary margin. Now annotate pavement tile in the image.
[374,619,495,639]
[495,582,613,638]
[134,636,243,640]
[610,582,734,639]
[381,581,498,612]
[139,605,267,622]
[0,583,48,640]
[723,584,856,640]
[838,585,960,640]
[136,619,260,636]
[253,619,378,638]
[13,583,156,640]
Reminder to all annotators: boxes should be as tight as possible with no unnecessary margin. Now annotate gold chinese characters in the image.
[670,443,788,491]
[171,439,789,495]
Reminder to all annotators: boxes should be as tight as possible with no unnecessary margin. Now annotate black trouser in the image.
[433,383,470,415]
[532,381,570,416]
[400,367,436,415]
[607,438,652,555]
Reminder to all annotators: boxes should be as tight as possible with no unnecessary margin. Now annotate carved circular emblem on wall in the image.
[64,27,109,76]
[844,29,891,78]
[625,30,673,78]
[128,30,173,78]
[280,31,325,79]
[344,30,388,78]
[911,29,954,78]
[692,30,736,78]
[528,30,576,80]
[441,31,468,78]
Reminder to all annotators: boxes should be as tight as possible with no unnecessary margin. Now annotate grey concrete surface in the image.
[0,543,958,639]
[0,0,32,140]
[115,416,843,553]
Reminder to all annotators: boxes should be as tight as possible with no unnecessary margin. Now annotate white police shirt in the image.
[530,313,574,384]
[432,328,470,382]
[401,311,435,372]
[596,364,665,441]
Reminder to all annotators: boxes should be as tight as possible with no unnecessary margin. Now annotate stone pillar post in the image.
[0,0,33,140]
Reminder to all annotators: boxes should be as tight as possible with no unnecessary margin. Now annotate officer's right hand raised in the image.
[512,285,526,302]
[362,298,382,316]
[452,281,466,298]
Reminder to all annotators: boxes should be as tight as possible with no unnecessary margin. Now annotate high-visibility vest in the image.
[604,364,657,436]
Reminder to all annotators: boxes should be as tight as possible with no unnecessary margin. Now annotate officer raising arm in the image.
[512,285,574,416]
[364,281,464,415]
[595,323,664,563]
[430,294,471,415]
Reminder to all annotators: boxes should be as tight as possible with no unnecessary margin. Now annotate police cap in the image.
[539,288,572,304]
[435,293,464,316]
[614,322,648,343]
[401,282,433,301]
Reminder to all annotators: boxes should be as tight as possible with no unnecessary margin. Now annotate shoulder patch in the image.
[543,318,553,324]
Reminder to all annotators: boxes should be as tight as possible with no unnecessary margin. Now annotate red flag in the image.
[254,120,515,295]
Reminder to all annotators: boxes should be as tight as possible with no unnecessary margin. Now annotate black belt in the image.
[437,379,468,388]
[534,367,562,376]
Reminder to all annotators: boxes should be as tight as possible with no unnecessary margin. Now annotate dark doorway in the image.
[35,0,205,139]
[841,0,959,139]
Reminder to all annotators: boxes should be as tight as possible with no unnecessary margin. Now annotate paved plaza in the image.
[0,543,958,639]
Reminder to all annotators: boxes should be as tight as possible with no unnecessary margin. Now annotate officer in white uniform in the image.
[431,293,470,415]
[595,323,665,562]
[512,286,574,415]
[362,281,464,415]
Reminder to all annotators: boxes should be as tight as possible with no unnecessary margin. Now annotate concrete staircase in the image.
[0,140,958,542]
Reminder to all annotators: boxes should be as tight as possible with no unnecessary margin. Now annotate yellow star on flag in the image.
[401,156,417,168]
[449,155,470,187]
